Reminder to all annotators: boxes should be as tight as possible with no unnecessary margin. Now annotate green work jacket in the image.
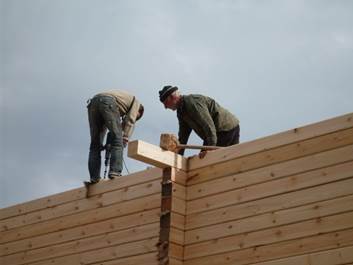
[177,94,239,146]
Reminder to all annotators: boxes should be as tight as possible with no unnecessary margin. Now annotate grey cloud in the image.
[1,0,352,207]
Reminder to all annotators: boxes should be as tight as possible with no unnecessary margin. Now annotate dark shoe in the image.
[83,178,100,188]
[108,172,122,180]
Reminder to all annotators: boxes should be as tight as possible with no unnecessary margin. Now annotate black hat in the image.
[159,86,178,102]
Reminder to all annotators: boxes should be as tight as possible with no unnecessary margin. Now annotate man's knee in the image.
[107,131,123,147]
[90,141,103,152]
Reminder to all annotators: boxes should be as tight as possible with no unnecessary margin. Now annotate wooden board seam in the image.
[186,159,353,203]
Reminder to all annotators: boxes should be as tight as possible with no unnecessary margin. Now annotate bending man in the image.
[87,90,144,184]
[159,85,239,158]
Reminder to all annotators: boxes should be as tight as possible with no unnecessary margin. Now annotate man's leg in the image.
[232,125,240,145]
[99,97,124,177]
[88,101,105,182]
[217,125,240,147]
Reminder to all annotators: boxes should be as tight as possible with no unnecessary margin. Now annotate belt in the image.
[87,95,114,106]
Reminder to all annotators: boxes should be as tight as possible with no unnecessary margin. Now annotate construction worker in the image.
[87,90,144,184]
[159,86,239,158]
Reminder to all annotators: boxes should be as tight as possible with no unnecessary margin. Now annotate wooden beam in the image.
[171,212,185,231]
[187,162,353,215]
[0,167,162,221]
[169,258,184,265]
[0,179,162,232]
[170,227,185,246]
[185,194,353,245]
[183,227,353,265]
[170,167,188,186]
[128,140,188,171]
[0,194,161,244]
[185,178,353,230]
[1,208,160,256]
[188,112,353,171]
[188,131,353,185]
[2,222,160,265]
[94,252,159,265]
[12,237,159,265]
[184,211,353,260]
[169,242,184,261]
[187,146,353,200]
[242,244,353,265]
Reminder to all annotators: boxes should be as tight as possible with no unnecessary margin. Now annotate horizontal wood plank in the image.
[184,211,353,260]
[169,242,184,261]
[128,140,188,170]
[172,197,186,216]
[18,237,159,265]
[187,128,353,185]
[185,194,353,244]
[3,222,160,265]
[187,144,353,200]
[171,167,188,186]
[0,208,160,256]
[90,252,158,265]
[169,257,184,265]
[184,228,353,265]
[186,177,353,230]
[172,183,186,201]
[170,227,184,246]
[251,245,353,265]
[171,212,185,231]
[0,167,162,221]
[0,193,161,244]
[187,160,353,215]
[189,112,353,170]
[1,179,161,232]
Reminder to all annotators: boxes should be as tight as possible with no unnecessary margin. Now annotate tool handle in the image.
[177,144,221,150]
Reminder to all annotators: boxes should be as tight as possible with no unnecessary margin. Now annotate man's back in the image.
[177,94,239,145]
[178,94,238,132]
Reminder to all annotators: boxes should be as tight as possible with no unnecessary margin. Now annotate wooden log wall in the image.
[183,112,353,265]
[1,112,353,265]
[0,168,163,265]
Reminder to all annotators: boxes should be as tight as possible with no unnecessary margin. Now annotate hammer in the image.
[160,133,221,153]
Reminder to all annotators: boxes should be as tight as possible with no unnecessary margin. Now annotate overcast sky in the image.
[1,0,352,208]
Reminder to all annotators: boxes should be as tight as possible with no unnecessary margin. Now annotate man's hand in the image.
[198,150,207,159]
[123,136,129,148]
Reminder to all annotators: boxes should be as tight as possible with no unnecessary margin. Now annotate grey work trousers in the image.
[87,95,123,181]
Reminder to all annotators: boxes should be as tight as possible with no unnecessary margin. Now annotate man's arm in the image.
[187,97,217,146]
[178,119,192,155]
[122,100,140,139]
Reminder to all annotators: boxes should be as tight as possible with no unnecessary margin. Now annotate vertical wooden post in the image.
[157,167,186,265]
[158,168,173,265]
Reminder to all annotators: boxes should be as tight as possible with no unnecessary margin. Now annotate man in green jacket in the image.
[87,90,144,184]
[159,86,240,158]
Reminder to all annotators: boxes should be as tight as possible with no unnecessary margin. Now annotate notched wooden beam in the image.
[128,140,188,171]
